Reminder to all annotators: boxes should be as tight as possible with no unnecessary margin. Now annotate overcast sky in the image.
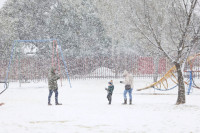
[0,0,6,8]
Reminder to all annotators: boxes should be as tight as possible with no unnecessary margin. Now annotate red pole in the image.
[52,40,55,67]
[55,40,62,86]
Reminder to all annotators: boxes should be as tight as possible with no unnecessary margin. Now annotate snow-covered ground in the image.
[0,78,200,133]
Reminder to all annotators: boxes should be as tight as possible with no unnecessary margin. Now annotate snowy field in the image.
[0,78,200,133]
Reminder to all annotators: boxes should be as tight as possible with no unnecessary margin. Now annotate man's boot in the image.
[55,99,62,105]
[48,98,52,105]
[123,99,127,104]
[55,95,62,105]
[56,103,62,105]
[130,99,132,105]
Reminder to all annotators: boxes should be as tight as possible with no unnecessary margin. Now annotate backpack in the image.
[125,85,131,90]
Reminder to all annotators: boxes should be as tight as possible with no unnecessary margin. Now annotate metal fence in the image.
[0,55,169,80]
[0,55,199,81]
[65,55,170,79]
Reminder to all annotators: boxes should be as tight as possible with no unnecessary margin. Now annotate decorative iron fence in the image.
[0,55,172,81]
[1,55,199,81]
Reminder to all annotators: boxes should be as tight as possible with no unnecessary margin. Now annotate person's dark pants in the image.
[48,89,58,104]
[107,93,112,104]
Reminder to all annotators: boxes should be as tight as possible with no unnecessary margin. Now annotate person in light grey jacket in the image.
[120,70,133,104]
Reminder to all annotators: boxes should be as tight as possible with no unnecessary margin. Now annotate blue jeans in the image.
[48,89,58,104]
[124,88,133,100]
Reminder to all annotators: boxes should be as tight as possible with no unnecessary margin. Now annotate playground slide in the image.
[137,66,177,91]
[137,53,200,91]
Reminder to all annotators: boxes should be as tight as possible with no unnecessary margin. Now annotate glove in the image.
[120,81,123,83]
[105,88,108,90]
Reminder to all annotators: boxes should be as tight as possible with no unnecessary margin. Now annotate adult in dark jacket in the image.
[48,67,61,105]
[105,80,114,104]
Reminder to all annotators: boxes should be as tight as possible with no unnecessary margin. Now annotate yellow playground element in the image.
[137,53,200,91]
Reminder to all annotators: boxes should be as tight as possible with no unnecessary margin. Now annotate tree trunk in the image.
[175,63,186,105]
[153,56,159,83]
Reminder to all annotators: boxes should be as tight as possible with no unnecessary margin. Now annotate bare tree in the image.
[130,0,200,104]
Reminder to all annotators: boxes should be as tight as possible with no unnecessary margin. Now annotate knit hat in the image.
[108,82,112,85]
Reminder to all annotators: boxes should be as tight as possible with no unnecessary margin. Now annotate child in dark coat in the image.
[105,80,114,104]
